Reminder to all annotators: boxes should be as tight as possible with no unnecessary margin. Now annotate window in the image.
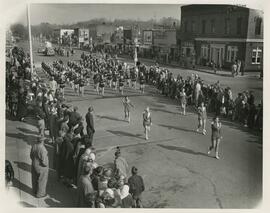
[252,47,262,64]
[184,21,188,33]
[202,20,206,34]
[191,21,196,33]
[237,17,242,35]
[225,18,230,34]
[227,46,238,62]
[255,18,262,35]
[211,19,215,33]
[201,45,209,59]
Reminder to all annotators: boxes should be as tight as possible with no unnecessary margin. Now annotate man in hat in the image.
[69,106,81,129]
[114,149,129,180]
[30,137,49,198]
[85,106,95,146]
[128,166,145,208]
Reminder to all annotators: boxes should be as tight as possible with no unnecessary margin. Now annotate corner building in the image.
[178,5,263,71]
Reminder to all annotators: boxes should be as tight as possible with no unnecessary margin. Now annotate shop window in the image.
[252,47,262,64]
[201,45,209,59]
[227,46,238,62]
[255,18,262,35]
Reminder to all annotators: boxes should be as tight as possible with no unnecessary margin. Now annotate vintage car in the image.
[44,47,55,56]
[38,45,46,53]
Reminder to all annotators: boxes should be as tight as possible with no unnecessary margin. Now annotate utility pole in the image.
[27,4,34,75]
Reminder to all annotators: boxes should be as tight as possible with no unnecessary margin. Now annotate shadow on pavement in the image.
[12,178,34,196]
[158,124,197,134]
[151,108,177,115]
[44,171,77,207]
[97,115,125,122]
[157,144,209,157]
[17,127,38,135]
[14,161,31,173]
[107,130,143,139]
[6,132,38,146]
[19,201,36,207]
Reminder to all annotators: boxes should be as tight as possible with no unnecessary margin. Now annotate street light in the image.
[134,37,139,66]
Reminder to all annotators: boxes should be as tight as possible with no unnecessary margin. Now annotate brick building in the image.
[178,5,263,71]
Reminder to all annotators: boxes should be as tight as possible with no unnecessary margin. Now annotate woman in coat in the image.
[143,107,152,140]
[60,133,75,186]
[77,165,95,207]
[207,116,222,159]
[30,137,49,198]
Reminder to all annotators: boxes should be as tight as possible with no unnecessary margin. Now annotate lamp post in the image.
[134,37,138,66]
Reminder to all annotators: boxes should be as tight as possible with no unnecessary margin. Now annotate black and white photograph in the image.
[3,0,265,209]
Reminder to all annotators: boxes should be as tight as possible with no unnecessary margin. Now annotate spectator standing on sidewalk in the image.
[77,165,95,207]
[35,100,46,137]
[85,106,95,146]
[30,137,49,198]
[128,166,145,208]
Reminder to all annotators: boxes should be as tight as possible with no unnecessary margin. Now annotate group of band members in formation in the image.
[41,51,223,159]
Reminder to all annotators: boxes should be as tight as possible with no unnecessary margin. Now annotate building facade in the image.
[178,5,263,71]
[74,28,89,48]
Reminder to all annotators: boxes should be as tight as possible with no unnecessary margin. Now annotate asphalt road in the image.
[5,41,263,208]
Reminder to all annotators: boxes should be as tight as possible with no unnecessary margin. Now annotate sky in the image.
[15,4,181,26]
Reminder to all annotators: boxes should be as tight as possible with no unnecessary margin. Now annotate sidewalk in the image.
[5,117,77,207]
[119,55,261,78]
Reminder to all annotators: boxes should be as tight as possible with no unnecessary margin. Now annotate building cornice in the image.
[194,37,263,43]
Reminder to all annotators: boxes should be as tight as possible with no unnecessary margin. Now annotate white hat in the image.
[89,152,96,161]
[120,185,130,199]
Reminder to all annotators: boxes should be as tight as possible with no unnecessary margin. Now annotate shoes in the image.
[196,128,200,132]
[207,150,211,155]
[215,155,220,160]
[202,130,206,135]
[36,194,47,198]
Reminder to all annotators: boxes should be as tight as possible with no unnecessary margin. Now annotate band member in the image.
[74,73,80,96]
[119,75,125,96]
[131,68,137,90]
[139,72,145,94]
[112,71,118,91]
[122,96,134,123]
[107,70,113,88]
[79,75,86,97]
[99,75,105,97]
[207,117,222,159]
[143,107,152,140]
[179,87,187,115]
[59,75,66,97]
[197,102,207,135]
[93,71,100,94]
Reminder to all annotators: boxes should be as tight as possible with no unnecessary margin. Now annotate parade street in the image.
[5,41,262,208]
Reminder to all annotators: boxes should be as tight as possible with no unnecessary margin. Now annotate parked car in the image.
[44,47,55,56]
[38,46,46,53]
